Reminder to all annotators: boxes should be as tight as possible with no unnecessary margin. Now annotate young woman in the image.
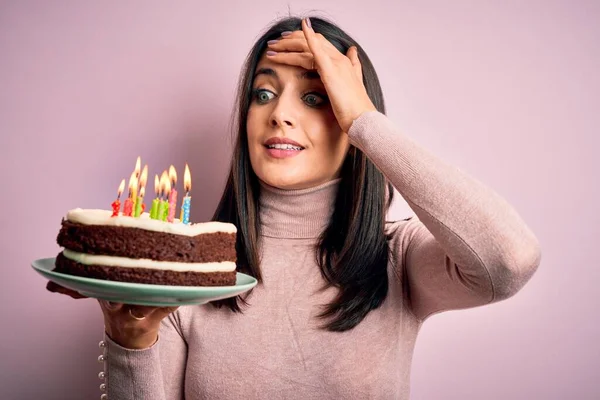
[51,16,541,399]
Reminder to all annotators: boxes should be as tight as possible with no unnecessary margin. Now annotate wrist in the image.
[105,328,158,350]
[343,106,376,133]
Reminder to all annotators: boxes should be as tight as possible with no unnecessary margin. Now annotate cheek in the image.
[308,116,346,153]
[246,106,259,140]
[246,107,263,159]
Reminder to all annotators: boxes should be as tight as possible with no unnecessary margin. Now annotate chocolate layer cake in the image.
[53,209,237,286]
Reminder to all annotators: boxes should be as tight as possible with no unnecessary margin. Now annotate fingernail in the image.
[305,17,312,29]
[267,39,279,46]
[266,50,277,56]
[106,301,118,310]
[281,31,293,37]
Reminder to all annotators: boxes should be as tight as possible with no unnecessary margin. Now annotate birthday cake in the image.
[51,158,238,287]
[53,210,238,286]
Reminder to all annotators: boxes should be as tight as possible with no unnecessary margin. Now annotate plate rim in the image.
[32,257,258,293]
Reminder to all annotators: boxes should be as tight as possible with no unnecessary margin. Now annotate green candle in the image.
[162,202,170,221]
[150,198,159,219]
[134,195,144,217]
[157,199,166,221]
[150,174,160,219]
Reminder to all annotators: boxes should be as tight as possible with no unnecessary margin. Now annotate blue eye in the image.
[253,89,275,104]
[303,92,327,107]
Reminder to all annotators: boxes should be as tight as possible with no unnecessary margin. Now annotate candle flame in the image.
[183,163,191,193]
[154,174,160,197]
[117,179,125,198]
[165,174,172,197]
[169,165,177,187]
[128,171,137,198]
[160,170,169,198]
[140,186,146,198]
[139,164,148,190]
[134,156,141,178]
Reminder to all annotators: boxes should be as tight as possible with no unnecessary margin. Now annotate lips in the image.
[263,137,305,159]
[264,137,305,149]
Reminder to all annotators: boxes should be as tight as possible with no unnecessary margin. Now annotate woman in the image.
[51,16,541,399]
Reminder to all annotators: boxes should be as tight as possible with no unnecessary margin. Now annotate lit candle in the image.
[111,179,125,217]
[157,171,168,222]
[131,156,141,213]
[181,163,191,225]
[167,165,178,222]
[163,174,171,222]
[137,187,146,215]
[123,171,136,217]
[134,165,148,217]
[150,174,160,219]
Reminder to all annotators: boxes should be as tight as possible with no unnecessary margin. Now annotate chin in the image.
[259,175,306,190]
[258,171,333,191]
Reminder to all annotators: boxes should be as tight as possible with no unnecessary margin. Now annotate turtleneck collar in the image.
[258,178,340,239]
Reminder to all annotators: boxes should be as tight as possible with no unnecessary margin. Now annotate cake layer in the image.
[63,249,236,272]
[66,209,237,236]
[58,220,236,263]
[55,252,237,286]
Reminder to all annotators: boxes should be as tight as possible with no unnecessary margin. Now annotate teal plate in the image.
[32,257,257,306]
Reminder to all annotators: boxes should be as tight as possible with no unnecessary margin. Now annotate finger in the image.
[315,33,347,58]
[131,305,160,316]
[280,26,340,60]
[279,29,304,39]
[266,51,313,70]
[267,38,309,53]
[346,46,363,78]
[277,34,343,62]
[46,281,87,299]
[302,19,342,72]
[121,305,159,320]
[133,304,179,318]
[127,307,149,320]
[99,299,124,312]
[301,18,325,66]
[153,306,180,319]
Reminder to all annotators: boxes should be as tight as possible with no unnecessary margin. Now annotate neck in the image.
[258,179,340,239]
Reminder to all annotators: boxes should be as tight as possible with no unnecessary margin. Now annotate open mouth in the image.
[264,143,305,159]
[265,144,305,151]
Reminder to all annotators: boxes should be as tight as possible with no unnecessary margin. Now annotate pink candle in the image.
[168,188,177,222]
[181,163,192,225]
[123,171,137,218]
[123,198,134,216]
[167,165,178,222]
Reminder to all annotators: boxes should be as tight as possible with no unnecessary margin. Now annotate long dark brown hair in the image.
[211,16,394,332]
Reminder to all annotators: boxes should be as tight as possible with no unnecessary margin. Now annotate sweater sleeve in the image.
[103,308,188,399]
[348,111,541,321]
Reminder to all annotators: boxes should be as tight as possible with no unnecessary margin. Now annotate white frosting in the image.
[62,249,236,273]
[66,208,236,237]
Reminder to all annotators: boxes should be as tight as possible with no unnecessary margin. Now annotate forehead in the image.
[254,56,321,83]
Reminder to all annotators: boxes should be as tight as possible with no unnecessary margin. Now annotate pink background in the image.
[1,1,598,399]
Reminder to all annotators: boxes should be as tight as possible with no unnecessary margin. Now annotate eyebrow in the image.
[253,67,320,81]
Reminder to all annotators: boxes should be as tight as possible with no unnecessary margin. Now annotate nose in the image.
[269,93,298,129]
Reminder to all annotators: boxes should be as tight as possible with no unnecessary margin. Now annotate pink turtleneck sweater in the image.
[102,111,541,399]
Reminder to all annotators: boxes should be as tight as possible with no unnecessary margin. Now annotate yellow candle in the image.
[126,171,137,218]
[131,157,141,212]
